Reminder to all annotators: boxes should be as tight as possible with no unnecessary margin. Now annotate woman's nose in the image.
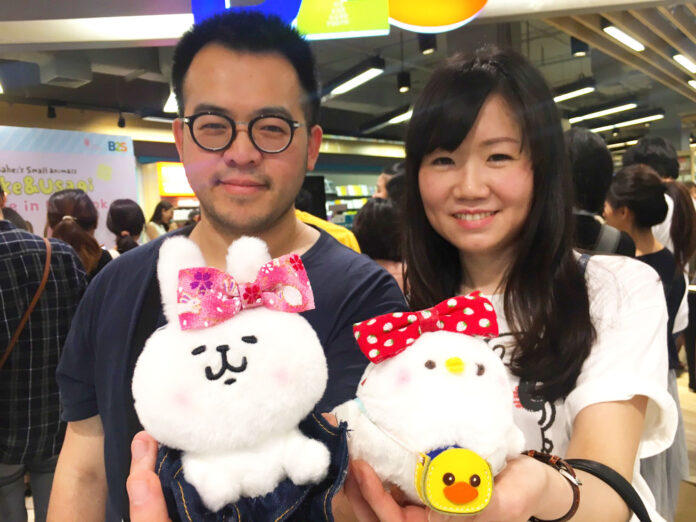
[453,164,489,200]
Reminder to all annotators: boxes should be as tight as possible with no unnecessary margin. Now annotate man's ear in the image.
[172,119,185,162]
[306,124,323,172]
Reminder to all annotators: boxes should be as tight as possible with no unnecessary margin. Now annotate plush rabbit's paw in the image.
[285,438,330,485]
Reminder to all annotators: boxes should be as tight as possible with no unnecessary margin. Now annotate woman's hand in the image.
[127,431,171,522]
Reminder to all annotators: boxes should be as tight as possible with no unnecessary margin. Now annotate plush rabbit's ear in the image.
[157,237,206,326]
[226,236,272,283]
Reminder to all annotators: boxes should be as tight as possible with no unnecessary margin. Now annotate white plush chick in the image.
[333,328,524,504]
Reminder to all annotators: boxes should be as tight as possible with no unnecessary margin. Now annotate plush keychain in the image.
[132,236,332,515]
[333,292,525,515]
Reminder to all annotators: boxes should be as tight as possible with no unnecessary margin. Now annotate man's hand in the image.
[127,431,171,522]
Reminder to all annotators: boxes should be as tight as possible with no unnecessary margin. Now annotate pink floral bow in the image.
[353,291,498,363]
[177,254,314,330]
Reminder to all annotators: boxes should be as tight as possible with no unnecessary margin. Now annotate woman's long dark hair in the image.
[403,46,595,403]
[47,189,102,273]
[107,199,145,254]
[149,200,173,231]
[608,165,696,274]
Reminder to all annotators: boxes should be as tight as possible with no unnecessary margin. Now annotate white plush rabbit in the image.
[132,236,330,511]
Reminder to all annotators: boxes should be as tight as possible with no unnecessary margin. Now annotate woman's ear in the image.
[157,237,206,325]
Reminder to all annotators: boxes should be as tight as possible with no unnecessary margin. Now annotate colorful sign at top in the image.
[191,0,487,39]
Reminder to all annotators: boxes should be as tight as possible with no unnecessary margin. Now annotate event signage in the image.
[0,125,138,247]
[191,0,485,37]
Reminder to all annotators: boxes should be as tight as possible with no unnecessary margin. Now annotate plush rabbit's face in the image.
[132,236,327,454]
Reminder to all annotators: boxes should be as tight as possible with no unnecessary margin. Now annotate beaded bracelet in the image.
[524,450,582,522]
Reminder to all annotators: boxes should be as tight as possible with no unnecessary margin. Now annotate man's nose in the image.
[222,128,263,166]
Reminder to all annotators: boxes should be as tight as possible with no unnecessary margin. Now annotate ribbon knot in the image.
[353,291,498,364]
[177,253,314,330]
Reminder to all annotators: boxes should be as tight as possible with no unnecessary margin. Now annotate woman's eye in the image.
[488,153,512,162]
[431,157,454,166]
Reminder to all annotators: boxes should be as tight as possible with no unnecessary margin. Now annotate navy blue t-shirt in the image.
[56,228,407,521]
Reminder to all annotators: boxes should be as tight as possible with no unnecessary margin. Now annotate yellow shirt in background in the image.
[295,209,361,253]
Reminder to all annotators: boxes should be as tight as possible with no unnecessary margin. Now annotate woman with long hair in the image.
[47,188,111,280]
[341,47,676,522]
[145,201,174,241]
[106,199,146,257]
[604,164,692,520]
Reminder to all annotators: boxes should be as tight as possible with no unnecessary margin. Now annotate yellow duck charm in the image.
[415,447,493,515]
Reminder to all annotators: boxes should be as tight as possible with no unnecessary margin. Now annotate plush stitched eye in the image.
[470,474,481,487]
[191,345,206,356]
[442,473,455,485]
[476,363,485,376]
[241,335,258,344]
[425,360,436,369]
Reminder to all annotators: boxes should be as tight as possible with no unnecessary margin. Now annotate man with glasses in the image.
[49,11,406,521]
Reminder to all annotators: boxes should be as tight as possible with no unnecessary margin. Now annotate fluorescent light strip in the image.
[569,103,637,124]
[330,68,383,96]
[602,26,645,52]
[607,139,638,150]
[673,54,696,74]
[0,82,3,94]
[690,80,696,90]
[163,92,178,114]
[591,114,663,133]
[553,86,595,103]
[388,110,413,125]
[143,116,176,124]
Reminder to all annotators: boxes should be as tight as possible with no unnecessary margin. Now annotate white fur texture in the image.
[333,331,525,503]
[132,237,330,511]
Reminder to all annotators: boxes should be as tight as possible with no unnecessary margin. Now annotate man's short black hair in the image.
[622,135,679,180]
[564,127,614,214]
[171,10,320,127]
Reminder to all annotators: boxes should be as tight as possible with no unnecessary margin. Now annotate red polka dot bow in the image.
[176,254,315,330]
[353,291,498,363]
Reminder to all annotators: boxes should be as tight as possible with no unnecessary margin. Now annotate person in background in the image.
[0,208,29,231]
[106,199,146,258]
[352,198,403,291]
[385,172,405,205]
[0,191,87,522]
[145,201,174,241]
[604,164,692,520]
[294,188,361,252]
[373,161,404,199]
[46,189,112,281]
[184,207,201,228]
[565,127,635,255]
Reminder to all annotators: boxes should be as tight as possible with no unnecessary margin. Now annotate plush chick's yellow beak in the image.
[445,357,465,374]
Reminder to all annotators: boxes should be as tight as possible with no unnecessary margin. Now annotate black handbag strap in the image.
[566,459,652,522]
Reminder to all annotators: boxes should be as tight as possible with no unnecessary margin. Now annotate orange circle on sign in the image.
[389,0,488,32]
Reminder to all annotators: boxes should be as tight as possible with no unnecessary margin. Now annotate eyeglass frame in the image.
[180,111,305,154]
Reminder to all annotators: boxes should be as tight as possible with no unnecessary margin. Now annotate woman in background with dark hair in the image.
[604,164,690,520]
[343,47,676,522]
[106,199,146,257]
[352,198,403,291]
[145,200,174,241]
[47,189,111,280]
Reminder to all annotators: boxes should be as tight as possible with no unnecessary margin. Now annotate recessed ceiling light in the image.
[360,105,412,134]
[553,78,596,103]
[591,113,663,133]
[602,25,645,52]
[163,92,178,114]
[689,80,696,90]
[569,103,637,124]
[673,54,696,74]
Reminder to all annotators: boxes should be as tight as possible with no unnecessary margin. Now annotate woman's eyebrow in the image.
[480,137,521,146]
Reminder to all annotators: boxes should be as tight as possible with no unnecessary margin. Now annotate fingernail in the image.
[132,439,147,461]
[128,479,149,505]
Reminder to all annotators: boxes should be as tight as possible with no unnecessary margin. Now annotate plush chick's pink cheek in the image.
[273,369,291,386]
[395,368,411,386]
[173,392,190,409]
[443,481,478,504]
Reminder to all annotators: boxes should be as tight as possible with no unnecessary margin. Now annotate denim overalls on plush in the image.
[156,413,349,521]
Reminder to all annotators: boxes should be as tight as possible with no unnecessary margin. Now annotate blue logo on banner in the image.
[191,0,303,25]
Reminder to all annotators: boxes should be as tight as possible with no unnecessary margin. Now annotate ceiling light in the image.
[673,54,696,74]
[602,24,645,52]
[47,105,56,119]
[607,139,638,150]
[568,102,637,124]
[397,71,410,93]
[142,115,176,124]
[591,112,664,133]
[571,37,589,57]
[323,56,386,100]
[117,113,126,128]
[418,34,437,55]
[163,91,178,114]
[690,80,696,90]
[360,105,412,134]
[553,78,596,103]
[0,81,3,94]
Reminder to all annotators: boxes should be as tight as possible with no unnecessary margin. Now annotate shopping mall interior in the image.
[1,0,696,520]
